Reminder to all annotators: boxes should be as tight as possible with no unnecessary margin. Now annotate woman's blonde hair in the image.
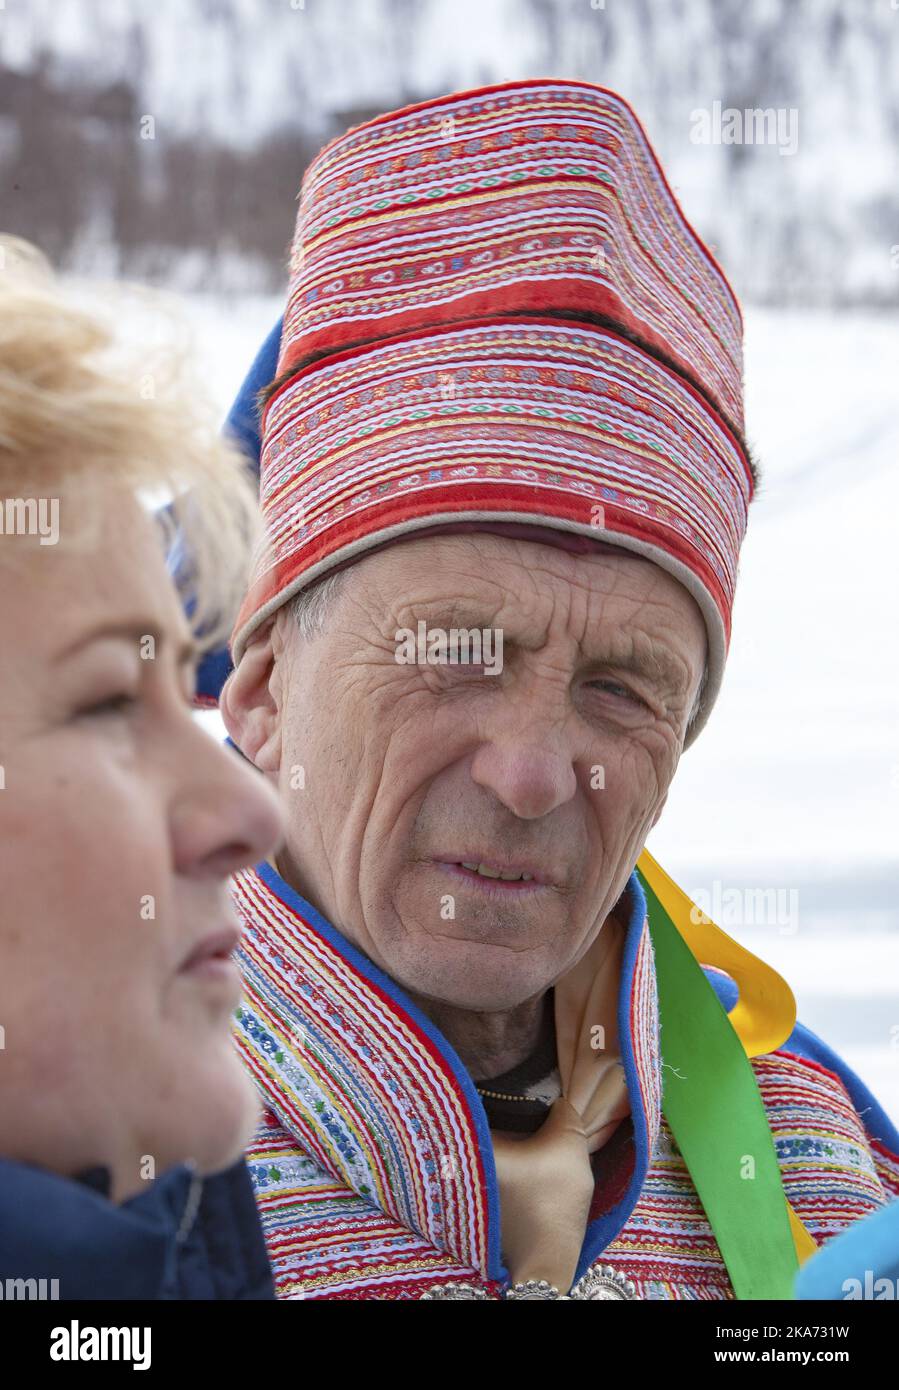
[0,235,260,650]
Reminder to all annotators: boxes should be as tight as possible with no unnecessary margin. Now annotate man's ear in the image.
[220,618,283,774]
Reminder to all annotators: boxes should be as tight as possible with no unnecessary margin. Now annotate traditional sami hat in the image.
[217,78,754,745]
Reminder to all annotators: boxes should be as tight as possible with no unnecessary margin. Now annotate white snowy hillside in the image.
[2,0,899,305]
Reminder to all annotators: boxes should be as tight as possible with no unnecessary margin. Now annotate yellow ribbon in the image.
[636,848,818,1265]
[491,854,817,1288]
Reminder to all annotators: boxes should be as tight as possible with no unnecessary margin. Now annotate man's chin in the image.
[393,882,569,958]
[387,934,554,1014]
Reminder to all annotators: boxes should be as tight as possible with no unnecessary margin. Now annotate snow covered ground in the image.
[181,293,899,1126]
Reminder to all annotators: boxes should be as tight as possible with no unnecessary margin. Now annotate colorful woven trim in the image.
[281,78,743,433]
[231,860,662,1290]
[235,317,751,743]
[230,861,899,1300]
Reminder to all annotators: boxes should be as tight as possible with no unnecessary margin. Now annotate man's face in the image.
[228,534,706,1012]
[0,486,282,1199]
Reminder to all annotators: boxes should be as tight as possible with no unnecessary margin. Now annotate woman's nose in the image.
[170,727,283,878]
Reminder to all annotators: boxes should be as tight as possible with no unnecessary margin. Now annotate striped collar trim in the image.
[232,861,660,1282]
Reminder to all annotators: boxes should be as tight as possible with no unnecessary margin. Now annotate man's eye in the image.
[445,657,488,673]
[587,680,643,705]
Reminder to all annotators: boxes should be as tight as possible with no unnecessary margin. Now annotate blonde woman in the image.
[0,240,282,1299]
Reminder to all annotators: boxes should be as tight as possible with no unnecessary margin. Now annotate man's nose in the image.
[469,702,581,821]
[170,724,283,878]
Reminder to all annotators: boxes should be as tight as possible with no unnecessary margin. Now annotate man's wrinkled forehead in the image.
[316,525,704,676]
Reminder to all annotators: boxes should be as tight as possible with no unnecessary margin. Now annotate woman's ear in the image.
[220,619,282,774]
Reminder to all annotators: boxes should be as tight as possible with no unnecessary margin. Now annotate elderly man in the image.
[205,79,899,1299]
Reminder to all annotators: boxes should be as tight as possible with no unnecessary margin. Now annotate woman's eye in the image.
[80,693,139,718]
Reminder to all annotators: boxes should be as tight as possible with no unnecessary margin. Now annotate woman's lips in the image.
[178,928,241,982]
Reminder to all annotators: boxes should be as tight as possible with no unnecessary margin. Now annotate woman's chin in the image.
[165,1055,262,1178]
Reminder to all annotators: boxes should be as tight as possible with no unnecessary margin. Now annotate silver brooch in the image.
[420,1281,492,1300]
[569,1265,638,1300]
[419,1264,637,1300]
[504,1279,561,1300]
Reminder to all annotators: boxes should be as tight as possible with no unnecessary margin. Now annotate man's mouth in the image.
[458,860,535,882]
[433,858,553,892]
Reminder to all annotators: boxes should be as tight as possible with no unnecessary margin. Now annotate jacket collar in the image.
[0,1156,202,1299]
[233,860,661,1284]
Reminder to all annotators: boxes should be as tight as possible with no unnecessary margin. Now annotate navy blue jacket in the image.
[0,1155,274,1299]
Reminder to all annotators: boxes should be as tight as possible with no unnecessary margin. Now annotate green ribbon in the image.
[637,868,799,1300]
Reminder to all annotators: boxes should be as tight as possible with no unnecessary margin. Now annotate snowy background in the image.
[3,0,899,304]
[2,0,897,1121]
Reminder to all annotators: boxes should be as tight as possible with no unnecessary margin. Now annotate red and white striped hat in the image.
[233,78,754,745]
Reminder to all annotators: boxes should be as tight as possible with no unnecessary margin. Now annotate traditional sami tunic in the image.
[231,861,899,1300]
